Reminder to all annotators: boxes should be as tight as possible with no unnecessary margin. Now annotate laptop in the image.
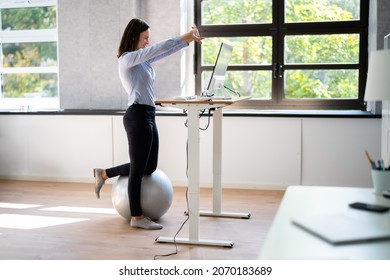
[206,43,234,100]
[292,212,390,244]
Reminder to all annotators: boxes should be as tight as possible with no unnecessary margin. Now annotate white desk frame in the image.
[155,97,250,247]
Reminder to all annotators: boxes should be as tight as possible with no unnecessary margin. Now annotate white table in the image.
[259,185,390,259]
[155,97,250,247]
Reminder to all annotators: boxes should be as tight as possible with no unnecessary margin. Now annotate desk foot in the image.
[155,236,234,248]
[184,210,251,219]
[200,211,251,219]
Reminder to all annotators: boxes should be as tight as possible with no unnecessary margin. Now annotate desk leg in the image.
[213,107,223,214]
[156,107,233,247]
[187,107,200,242]
[198,108,251,219]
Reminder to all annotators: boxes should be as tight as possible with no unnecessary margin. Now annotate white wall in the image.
[0,115,113,182]
[58,0,185,110]
[0,114,381,189]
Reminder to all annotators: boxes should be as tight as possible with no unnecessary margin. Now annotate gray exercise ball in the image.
[111,169,173,221]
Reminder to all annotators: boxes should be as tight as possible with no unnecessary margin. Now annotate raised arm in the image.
[120,26,203,67]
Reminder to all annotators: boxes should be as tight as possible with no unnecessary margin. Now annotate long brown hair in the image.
[117,18,150,58]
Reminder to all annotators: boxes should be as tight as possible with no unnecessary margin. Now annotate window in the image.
[0,0,58,111]
[195,0,369,110]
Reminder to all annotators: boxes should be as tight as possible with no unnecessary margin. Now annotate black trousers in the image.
[106,104,159,217]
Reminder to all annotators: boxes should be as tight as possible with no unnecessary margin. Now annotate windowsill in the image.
[219,109,381,118]
[0,108,381,118]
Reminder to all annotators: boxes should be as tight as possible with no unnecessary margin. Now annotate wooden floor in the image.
[0,180,284,260]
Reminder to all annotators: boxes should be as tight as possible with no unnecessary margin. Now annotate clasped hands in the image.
[181,24,204,44]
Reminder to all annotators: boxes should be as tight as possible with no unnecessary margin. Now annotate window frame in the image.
[0,0,59,111]
[194,0,369,110]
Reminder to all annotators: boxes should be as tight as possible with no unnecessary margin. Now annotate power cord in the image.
[153,132,192,259]
[183,108,213,131]
[153,187,189,260]
[223,85,241,97]
[202,84,241,98]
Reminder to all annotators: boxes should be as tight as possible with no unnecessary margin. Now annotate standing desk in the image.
[155,97,250,247]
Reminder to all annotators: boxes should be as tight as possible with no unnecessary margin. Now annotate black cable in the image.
[153,189,189,259]
[183,108,213,131]
[153,139,191,260]
[223,85,241,97]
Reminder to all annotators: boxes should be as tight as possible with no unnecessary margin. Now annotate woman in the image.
[93,18,202,230]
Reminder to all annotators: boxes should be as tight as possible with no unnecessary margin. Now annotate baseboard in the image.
[0,175,287,191]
